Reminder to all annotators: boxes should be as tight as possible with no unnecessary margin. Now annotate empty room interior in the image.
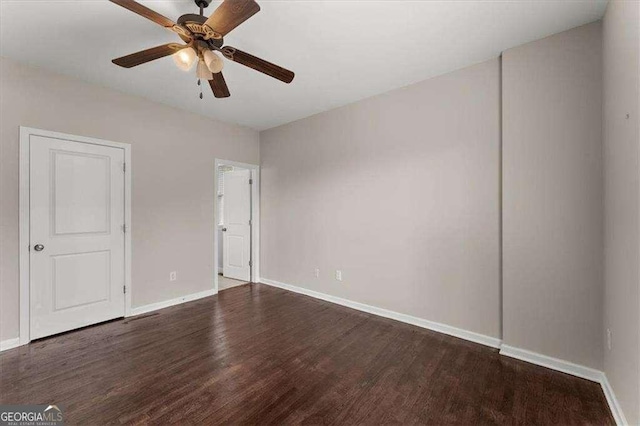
[0,0,639,424]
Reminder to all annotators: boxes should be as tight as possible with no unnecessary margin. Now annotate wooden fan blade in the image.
[110,0,192,40]
[204,0,260,37]
[209,73,231,98]
[110,0,176,28]
[221,46,294,83]
[112,43,185,68]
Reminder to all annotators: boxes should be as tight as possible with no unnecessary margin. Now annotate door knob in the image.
[34,244,45,252]
[222,228,227,232]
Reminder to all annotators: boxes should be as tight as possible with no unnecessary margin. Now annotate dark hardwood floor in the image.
[1,283,613,425]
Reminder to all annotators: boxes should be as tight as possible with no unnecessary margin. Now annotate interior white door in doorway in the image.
[29,135,126,340]
[222,169,251,282]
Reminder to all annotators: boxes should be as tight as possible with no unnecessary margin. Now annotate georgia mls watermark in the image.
[0,405,63,426]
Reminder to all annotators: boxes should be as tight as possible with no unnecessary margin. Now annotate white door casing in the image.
[222,169,251,282]
[29,135,126,340]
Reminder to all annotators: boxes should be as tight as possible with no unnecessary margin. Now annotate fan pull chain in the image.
[197,79,203,99]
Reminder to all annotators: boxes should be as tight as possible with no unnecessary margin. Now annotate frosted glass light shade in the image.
[203,50,224,74]
[172,47,197,71]
[196,59,213,80]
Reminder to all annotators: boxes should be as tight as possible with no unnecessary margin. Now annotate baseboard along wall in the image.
[129,288,216,316]
[259,278,627,426]
[0,337,20,352]
[499,344,603,382]
[0,288,217,352]
[260,278,502,348]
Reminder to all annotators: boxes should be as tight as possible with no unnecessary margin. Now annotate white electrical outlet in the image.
[315,268,320,278]
[335,270,342,281]
[170,271,177,282]
[607,328,612,350]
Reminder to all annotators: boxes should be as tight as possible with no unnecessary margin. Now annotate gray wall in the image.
[502,22,603,369]
[260,59,502,339]
[0,58,259,341]
[261,22,606,373]
[602,0,640,423]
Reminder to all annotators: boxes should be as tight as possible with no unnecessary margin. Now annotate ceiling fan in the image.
[109,0,295,98]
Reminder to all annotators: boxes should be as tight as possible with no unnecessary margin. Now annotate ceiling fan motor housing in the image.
[177,14,224,47]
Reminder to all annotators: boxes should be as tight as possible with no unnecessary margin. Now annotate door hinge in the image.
[123,285,126,294]
[249,178,253,185]
[122,224,127,233]
[249,260,252,267]
[123,163,126,173]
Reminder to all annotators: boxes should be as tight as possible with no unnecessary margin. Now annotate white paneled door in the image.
[29,135,125,340]
[223,169,251,282]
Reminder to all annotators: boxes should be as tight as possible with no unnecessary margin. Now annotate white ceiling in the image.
[1,0,607,130]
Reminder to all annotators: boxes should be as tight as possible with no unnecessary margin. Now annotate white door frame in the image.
[214,159,260,292]
[19,127,132,345]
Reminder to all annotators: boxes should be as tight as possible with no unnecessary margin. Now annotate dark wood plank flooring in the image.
[0,283,614,425]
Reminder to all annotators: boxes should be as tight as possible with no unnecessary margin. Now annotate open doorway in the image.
[214,159,259,293]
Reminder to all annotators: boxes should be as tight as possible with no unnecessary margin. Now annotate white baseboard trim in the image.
[0,337,21,352]
[129,288,216,317]
[499,344,603,382]
[500,344,627,425]
[260,278,626,425]
[259,278,502,349]
[600,375,629,426]
[1,289,217,352]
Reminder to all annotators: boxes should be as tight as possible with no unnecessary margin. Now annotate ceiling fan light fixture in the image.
[203,50,224,74]
[196,59,214,80]
[173,47,197,71]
